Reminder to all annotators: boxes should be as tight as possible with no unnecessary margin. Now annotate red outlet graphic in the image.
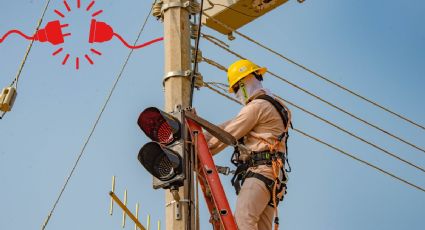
[0,0,164,70]
[89,19,164,49]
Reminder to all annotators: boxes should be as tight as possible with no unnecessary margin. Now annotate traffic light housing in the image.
[137,107,186,189]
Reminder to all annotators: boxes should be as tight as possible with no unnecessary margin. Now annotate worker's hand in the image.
[204,131,213,142]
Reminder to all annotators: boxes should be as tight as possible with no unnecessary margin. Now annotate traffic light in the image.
[137,107,185,189]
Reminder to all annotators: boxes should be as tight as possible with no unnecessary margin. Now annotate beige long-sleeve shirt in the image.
[207,90,289,179]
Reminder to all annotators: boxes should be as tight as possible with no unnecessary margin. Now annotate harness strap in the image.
[242,171,286,208]
[255,94,290,141]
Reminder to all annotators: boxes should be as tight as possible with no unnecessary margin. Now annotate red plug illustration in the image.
[0,20,70,45]
[89,19,163,49]
[34,20,71,45]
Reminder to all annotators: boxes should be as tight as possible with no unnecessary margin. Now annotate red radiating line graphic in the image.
[85,54,94,65]
[113,34,164,49]
[52,47,64,56]
[62,54,70,65]
[92,10,103,17]
[76,57,80,70]
[0,30,34,43]
[64,0,71,12]
[90,48,102,55]
[54,10,65,18]
[86,1,95,11]
[77,0,81,8]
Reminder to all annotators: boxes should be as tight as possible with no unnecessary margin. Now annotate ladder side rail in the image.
[187,119,238,230]
[197,165,222,229]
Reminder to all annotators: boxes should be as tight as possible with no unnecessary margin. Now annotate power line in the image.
[205,62,425,174]
[202,34,425,154]
[190,0,205,106]
[10,0,53,89]
[41,3,156,229]
[293,128,425,193]
[202,13,425,131]
[203,82,425,193]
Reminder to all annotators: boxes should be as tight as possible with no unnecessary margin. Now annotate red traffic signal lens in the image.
[138,107,181,145]
[138,142,183,181]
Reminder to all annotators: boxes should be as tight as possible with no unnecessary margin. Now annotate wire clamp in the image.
[163,70,192,86]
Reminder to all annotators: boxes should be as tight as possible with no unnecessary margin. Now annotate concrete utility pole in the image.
[162,0,194,229]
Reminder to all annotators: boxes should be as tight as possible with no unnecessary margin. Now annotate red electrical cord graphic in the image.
[0,30,34,42]
[112,33,164,49]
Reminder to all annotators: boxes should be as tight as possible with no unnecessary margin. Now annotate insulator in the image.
[191,48,202,63]
[0,86,17,112]
[152,0,163,20]
[193,72,204,89]
[190,23,199,39]
[190,0,201,15]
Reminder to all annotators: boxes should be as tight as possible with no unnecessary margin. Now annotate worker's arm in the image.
[207,101,262,155]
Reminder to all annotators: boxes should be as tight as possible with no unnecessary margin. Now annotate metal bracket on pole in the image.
[165,199,192,220]
[161,1,190,14]
[163,70,192,86]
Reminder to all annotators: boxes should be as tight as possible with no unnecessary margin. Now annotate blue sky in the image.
[0,0,424,229]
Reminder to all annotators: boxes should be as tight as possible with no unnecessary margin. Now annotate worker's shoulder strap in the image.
[255,94,290,140]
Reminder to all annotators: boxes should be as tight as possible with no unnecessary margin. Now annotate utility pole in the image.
[162,0,194,229]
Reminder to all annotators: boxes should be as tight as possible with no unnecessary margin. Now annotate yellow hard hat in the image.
[227,59,267,93]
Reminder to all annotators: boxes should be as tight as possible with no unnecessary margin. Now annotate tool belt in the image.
[231,151,287,208]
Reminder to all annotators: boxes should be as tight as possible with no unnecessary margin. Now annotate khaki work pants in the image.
[235,177,275,230]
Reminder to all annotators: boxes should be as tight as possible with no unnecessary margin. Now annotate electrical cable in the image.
[11,0,53,90]
[203,82,425,193]
[112,33,163,49]
[203,58,425,173]
[0,30,34,43]
[40,2,156,229]
[189,0,205,107]
[202,34,425,154]
[202,13,425,132]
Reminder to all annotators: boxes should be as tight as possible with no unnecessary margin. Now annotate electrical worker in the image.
[206,59,292,230]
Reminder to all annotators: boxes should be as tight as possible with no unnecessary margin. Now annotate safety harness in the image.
[230,94,292,230]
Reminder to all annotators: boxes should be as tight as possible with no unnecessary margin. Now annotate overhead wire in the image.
[203,82,425,193]
[202,12,425,131]
[10,0,52,90]
[202,34,425,154]
[41,2,156,229]
[203,58,425,173]
[190,0,205,106]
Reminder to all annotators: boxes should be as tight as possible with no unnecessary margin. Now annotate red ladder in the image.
[187,118,238,230]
